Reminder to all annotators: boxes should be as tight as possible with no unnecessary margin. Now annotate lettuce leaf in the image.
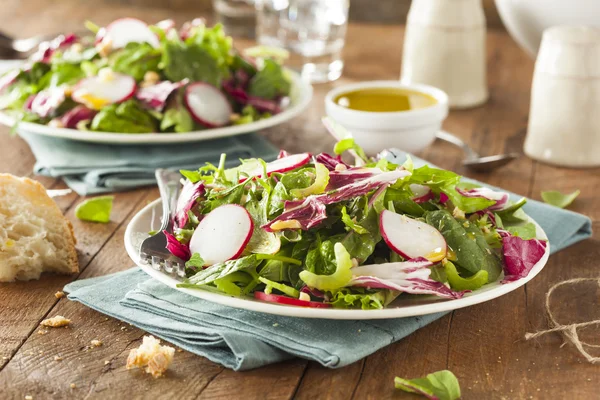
[248,58,290,99]
[90,100,157,133]
[329,288,389,310]
[541,189,580,209]
[394,370,461,400]
[109,42,161,81]
[163,39,222,86]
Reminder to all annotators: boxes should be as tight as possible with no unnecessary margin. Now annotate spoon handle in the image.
[436,130,480,160]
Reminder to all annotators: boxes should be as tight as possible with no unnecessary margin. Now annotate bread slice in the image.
[0,174,78,282]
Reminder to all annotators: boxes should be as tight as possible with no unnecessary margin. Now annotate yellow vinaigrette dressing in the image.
[334,88,437,112]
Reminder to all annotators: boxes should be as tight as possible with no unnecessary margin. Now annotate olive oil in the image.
[334,87,437,112]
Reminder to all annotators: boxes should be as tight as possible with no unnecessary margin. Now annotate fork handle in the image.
[155,169,183,232]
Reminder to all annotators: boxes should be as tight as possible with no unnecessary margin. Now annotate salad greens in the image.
[164,137,548,310]
[0,18,291,134]
[394,370,461,400]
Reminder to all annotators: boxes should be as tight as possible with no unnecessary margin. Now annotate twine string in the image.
[524,277,600,364]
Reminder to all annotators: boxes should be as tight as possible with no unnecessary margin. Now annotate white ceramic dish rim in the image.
[324,81,449,129]
[0,68,313,144]
[124,198,550,320]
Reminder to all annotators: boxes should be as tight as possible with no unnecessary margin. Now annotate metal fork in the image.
[138,169,186,278]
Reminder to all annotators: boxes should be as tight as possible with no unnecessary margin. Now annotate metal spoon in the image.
[436,130,520,172]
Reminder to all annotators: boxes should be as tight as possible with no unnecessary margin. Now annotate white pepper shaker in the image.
[401,0,488,109]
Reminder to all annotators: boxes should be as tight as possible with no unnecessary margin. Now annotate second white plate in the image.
[124,198,550,320]
[0,69,312,144]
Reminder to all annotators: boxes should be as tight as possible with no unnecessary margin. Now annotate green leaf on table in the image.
[394,370,461,400]
[541,189,580,209]
[74,195,114,223]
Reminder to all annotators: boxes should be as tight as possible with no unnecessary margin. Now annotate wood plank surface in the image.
[1,2,599,399]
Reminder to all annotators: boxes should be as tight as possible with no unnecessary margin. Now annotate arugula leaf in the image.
[329,288,389,310]
[506,222,537,240]
[248,58,290,99]
[394,370,461,400]
[74,195,114,223]
[91,100,157,133]
[541,189,580,209]
[185,255,261,286]
[109,42,161,81]
[426,210,502,282]
[163,39,222,86]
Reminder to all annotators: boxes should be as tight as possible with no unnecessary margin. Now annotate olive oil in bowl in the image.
[334,88,437,112]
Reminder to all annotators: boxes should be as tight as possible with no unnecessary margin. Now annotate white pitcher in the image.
[401,0,488,109]
[524,26,600,168]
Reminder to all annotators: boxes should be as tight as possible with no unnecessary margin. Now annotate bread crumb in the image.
[91,339,103,347]
[176,349,183,353]
[126,335,175,378]
[37,330,47,335]
[70,383,76,389]
[104,360,110,365]
[40,315,70,328]
[54,291,65,299]
[25,396,33,400]
[54,355,63,361]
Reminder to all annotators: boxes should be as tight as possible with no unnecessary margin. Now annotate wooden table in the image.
[1,3,599,399]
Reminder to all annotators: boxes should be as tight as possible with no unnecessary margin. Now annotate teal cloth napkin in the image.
[20,132,279,195]
[64,152,592,371]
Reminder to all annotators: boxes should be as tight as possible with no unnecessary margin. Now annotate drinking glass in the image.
[213,0,257,38]
[524,26,600,167]
[256,0,349,83]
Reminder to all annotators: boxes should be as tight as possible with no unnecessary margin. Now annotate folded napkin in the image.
[64,152,592,371]
[20,132,279,195]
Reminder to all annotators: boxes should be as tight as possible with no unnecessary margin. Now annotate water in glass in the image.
[213,0,257,38]
[256,0,349,83]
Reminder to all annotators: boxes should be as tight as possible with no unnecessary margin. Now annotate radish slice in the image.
[98,18,160,49]
[72,70,136,109]
[184,82,232,128]
[410,184,433,203]
[239,153,311,183]
[155,19,176,32]
[380,209,447,262]
[189,204,253,266]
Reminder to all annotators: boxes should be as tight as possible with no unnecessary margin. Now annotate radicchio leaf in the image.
[32,33,78,63]
[222,79,283,114]
[174,180,204,228]
[501,235,547,283]
[315,153,350,171]
[60,105,97,128]
[263,196,327,232]
[30,88,66,118]
[136,79,188,111]
[164,230,191,260]
[349,258,465,299]
[456,187,509,211]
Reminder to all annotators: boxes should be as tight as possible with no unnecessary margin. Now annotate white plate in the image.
[0,69,313,144]
[125,199,550,320]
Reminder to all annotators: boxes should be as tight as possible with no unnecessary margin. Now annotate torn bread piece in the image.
[0,174,78,282]
[40,315,71,328]
[126,335,175,378]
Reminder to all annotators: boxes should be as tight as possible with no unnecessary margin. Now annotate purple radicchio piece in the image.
[174,180,204,229]
[501,235,547,283]
[32,33,78,63]
[164,230,191,261]
[349,257,465,299]
[136,79,188,111]
[456,187,509,211]
[314,152,351,171]
[60,105,97,128]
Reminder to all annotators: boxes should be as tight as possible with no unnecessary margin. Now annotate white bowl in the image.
[495,0,600,57]
[324,81,449,155]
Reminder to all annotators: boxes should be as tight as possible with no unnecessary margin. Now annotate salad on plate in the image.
[0,18,292,134]
[164,128,548,310]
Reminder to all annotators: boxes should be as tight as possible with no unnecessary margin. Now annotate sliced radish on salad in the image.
[72,70,136,109]
[189,204,253,266]
[239,153,311,182]
[184,82,232,128]
[253,291,331,308]
[380,209,447,262]
[410,184,433,203]
[30,88,66,118]
[97,18,160,49]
